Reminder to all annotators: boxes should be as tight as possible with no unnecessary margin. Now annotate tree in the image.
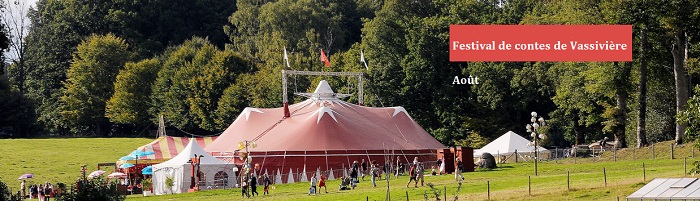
[151,37,250,133]
[660,0,700,145]
[60,34,133,135]
[622,0,665,148]
[23,0,236,135]
[0,0,10,72]
[106,58,160,125]
[1,0,31,94]
[520,0,643,147]
[0,79,34,137]
[678,86,700,142]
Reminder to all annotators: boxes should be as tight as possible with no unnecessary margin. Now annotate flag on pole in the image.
[360,50,368,70]
[283,46,290,68]
[320,49,330,68]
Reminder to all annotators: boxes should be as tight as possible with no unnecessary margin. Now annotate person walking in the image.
[20,180,26,199]
[361,159,368,181]
[250,173,258,197]
[309,174,317,195]
[350,161,359,185]
[371,164,379,187]
[406,163,417,188]
[395,157,401,179]
[44,182,51,201]
[455,157,465,181]
[38,184,44,201]
[263,174,271,195]
[415,162,425,187]
[439,157,446,175]
[318,174,328,193]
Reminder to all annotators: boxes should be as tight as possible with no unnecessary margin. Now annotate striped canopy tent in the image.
[118,136,218,165]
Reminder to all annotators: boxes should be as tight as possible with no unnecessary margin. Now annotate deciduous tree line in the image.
[1,0,699,149]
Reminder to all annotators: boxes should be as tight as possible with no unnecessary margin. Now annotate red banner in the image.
[449,25,632,62]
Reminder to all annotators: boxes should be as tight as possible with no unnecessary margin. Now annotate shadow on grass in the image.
[474,165,515,172]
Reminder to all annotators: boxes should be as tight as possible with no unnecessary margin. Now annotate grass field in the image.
[0,138,153,186]
[1,138,698,200]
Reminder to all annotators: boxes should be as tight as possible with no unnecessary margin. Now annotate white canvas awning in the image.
[152,138,234,195]
[473,131,547,156]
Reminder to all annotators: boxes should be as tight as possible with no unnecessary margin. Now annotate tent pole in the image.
[325,150,329,175]
[281,150,287,183]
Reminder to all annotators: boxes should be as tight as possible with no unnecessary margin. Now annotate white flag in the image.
[360,50,368,70]
[284,46,290,68]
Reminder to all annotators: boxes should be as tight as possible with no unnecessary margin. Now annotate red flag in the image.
[320,49,330,67]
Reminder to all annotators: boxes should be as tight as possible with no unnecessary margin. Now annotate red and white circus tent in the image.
[205,80,445,183]
[122,136,218,164]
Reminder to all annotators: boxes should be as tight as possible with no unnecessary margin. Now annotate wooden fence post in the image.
[643,163,646,182]
[444,186,447,201]
[406,191,409,201]
[567,171,570,190]
[603,167,607,187]
[528,176,531,196]
[685,157,687,176]
[614,148,617,161]
[487,181,490,201]
[652,144,655,160]
[671,144,675,159]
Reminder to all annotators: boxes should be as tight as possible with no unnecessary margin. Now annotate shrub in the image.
[0,178,22,201]
[165,177,175,194]
[141,179,152,191]
[55,177,125,201]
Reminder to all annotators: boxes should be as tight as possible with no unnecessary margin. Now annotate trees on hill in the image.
[60,34,133,136]
[2,0,700,149]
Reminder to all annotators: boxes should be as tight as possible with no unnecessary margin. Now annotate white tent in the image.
[474,131,548,156]
[152,138,234,195]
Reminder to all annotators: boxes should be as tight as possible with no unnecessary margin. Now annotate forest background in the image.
[1,0,700,150]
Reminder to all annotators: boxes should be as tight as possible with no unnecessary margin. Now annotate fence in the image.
[487,141,697,165]
[399,159,693,201]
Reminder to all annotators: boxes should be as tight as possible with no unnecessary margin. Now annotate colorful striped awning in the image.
[119,136,218,164]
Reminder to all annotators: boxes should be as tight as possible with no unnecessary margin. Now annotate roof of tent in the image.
[153,138,229,169]
[473,131,547,156]
[627,178,700,199]
[122,136,217,163]
[205,80,445,153]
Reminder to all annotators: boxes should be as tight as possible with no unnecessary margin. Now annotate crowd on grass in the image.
[19,180,59,201]
[237,156,468,198]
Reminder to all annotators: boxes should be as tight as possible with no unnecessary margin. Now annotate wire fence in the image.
[488,141,698,165]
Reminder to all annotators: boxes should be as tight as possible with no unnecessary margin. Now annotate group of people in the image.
[20,180,55,200]
[240,172,271,198]
[308,173,328,195]
[435,156,466,181]
[239,156,467,196]
[405,157,426,188]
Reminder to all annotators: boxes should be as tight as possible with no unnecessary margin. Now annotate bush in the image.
[55,177,125,201]
[141,179,151,191]
[0,178,22,201]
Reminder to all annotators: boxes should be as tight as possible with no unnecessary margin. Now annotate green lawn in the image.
[1,138,697,201]
[0,138,153,188]
[123,157,693,201]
